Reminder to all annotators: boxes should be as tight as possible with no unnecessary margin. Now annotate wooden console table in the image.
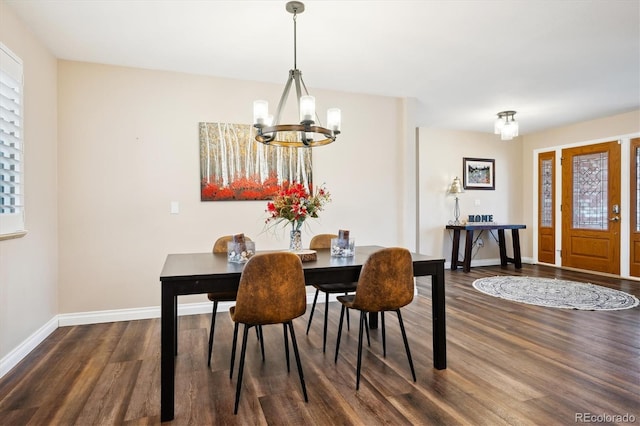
[446,224,526,272]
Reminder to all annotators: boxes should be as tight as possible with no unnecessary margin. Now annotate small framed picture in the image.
[463,157,495,190]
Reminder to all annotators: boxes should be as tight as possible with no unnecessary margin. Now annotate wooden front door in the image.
[631,137,640,277]
[538,151,555,264]
[561,141,621,274]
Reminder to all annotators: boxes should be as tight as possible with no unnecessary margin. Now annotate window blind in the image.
[0,43,24,236]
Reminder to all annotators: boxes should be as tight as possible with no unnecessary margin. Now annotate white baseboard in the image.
[0,315,58,378]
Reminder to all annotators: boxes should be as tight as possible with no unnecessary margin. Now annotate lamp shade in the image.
[449,176,464,194]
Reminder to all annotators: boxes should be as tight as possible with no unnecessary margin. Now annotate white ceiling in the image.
[5,0,640,135]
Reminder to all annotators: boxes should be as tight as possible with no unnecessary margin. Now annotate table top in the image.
[160,245,444,282]
[445,224,526,231]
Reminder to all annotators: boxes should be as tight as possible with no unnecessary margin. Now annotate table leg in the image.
[432,263,447,369]
[450,229,461,270]
[498,229,507,267]
[161,287,176,421]
[512,229,522,268]
[368,312,378,329]
[463,230,474,272]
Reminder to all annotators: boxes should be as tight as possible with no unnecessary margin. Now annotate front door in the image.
[561,141,621,274]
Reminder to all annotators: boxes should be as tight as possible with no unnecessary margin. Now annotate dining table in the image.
[159,245,446,421]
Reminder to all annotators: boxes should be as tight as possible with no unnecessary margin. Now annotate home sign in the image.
[468,214,494,223]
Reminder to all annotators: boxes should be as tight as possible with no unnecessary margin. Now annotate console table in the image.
[446,224,526,272]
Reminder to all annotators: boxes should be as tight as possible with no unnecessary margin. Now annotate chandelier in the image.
[252,1,341,147]
[494,110,519,140]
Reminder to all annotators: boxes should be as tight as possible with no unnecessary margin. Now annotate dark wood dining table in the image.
[159,245,446,421]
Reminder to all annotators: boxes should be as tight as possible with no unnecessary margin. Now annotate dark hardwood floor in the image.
[0,264,638,425]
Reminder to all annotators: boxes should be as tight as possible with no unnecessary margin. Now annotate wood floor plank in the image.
[0,264,638,425]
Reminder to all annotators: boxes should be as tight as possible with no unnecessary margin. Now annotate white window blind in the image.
[0,43,25,236]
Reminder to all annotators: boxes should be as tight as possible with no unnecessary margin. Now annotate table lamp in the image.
[448,176,464,225]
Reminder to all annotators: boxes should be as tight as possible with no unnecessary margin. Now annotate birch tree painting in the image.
[199,122,313,201]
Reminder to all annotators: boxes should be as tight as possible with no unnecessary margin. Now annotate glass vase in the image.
[290,229,302,251]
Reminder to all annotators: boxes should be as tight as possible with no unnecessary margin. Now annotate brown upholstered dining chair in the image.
[334,247,416,390]
[229,252,308,414]
[207,235,262,367]
[305,234,359,353]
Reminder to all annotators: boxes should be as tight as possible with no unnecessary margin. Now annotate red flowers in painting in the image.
[265,181,331,231]
[201,176,280,201]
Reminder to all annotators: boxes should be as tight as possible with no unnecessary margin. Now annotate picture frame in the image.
[199,122,313,201]
[463,157,495,190]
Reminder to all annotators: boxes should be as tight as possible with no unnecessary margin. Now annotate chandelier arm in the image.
[273,70,296,126]
[293,69,304,121]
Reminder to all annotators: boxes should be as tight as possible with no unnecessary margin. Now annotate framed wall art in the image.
[199,122,313,201]
[463,157,495,190]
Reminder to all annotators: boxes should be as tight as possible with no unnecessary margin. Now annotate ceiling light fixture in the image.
[494,110,519,140]
[252,1,341,147]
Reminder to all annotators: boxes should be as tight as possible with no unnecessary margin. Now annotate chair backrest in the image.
[351,247,414,312]
[213,235,252,253]
[309,234,338,250]
[233,252,306,325]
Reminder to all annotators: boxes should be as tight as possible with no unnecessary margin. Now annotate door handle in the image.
[609,216,620,222]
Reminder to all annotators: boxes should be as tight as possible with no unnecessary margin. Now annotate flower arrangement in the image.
[265,181,331,232]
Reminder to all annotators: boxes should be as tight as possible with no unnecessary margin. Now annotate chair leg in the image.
[306,288,320,335]
[283,323,290,372]
[258,325,265,362]
[234,324,251,415]
[345,293,351,330]
[230,322,239,379]
[363,314,371,347]
[334,305,346,363]
[381,311,386,357]
[287,321,308,402]
[322,292,329,353]
[356,311,365,390]
[396,309,416,382]
[207,300,218,367]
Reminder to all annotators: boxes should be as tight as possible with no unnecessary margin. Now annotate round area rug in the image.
[472,276,639,310]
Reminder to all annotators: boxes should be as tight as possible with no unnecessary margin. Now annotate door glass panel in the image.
[572,152,608,230]
[541,158,553,227]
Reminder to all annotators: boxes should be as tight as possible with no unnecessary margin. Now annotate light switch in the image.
[170,201,179,214]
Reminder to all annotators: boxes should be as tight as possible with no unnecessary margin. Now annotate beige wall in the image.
[0,2,58,361]
[417,128,524,263]
[57,60,408,313]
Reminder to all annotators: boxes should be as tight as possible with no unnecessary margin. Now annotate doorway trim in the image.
[532,132,637,278]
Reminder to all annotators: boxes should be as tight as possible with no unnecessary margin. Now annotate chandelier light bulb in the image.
[253,100,269,126]
[299,95,315,123]
[327,108,341,131]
